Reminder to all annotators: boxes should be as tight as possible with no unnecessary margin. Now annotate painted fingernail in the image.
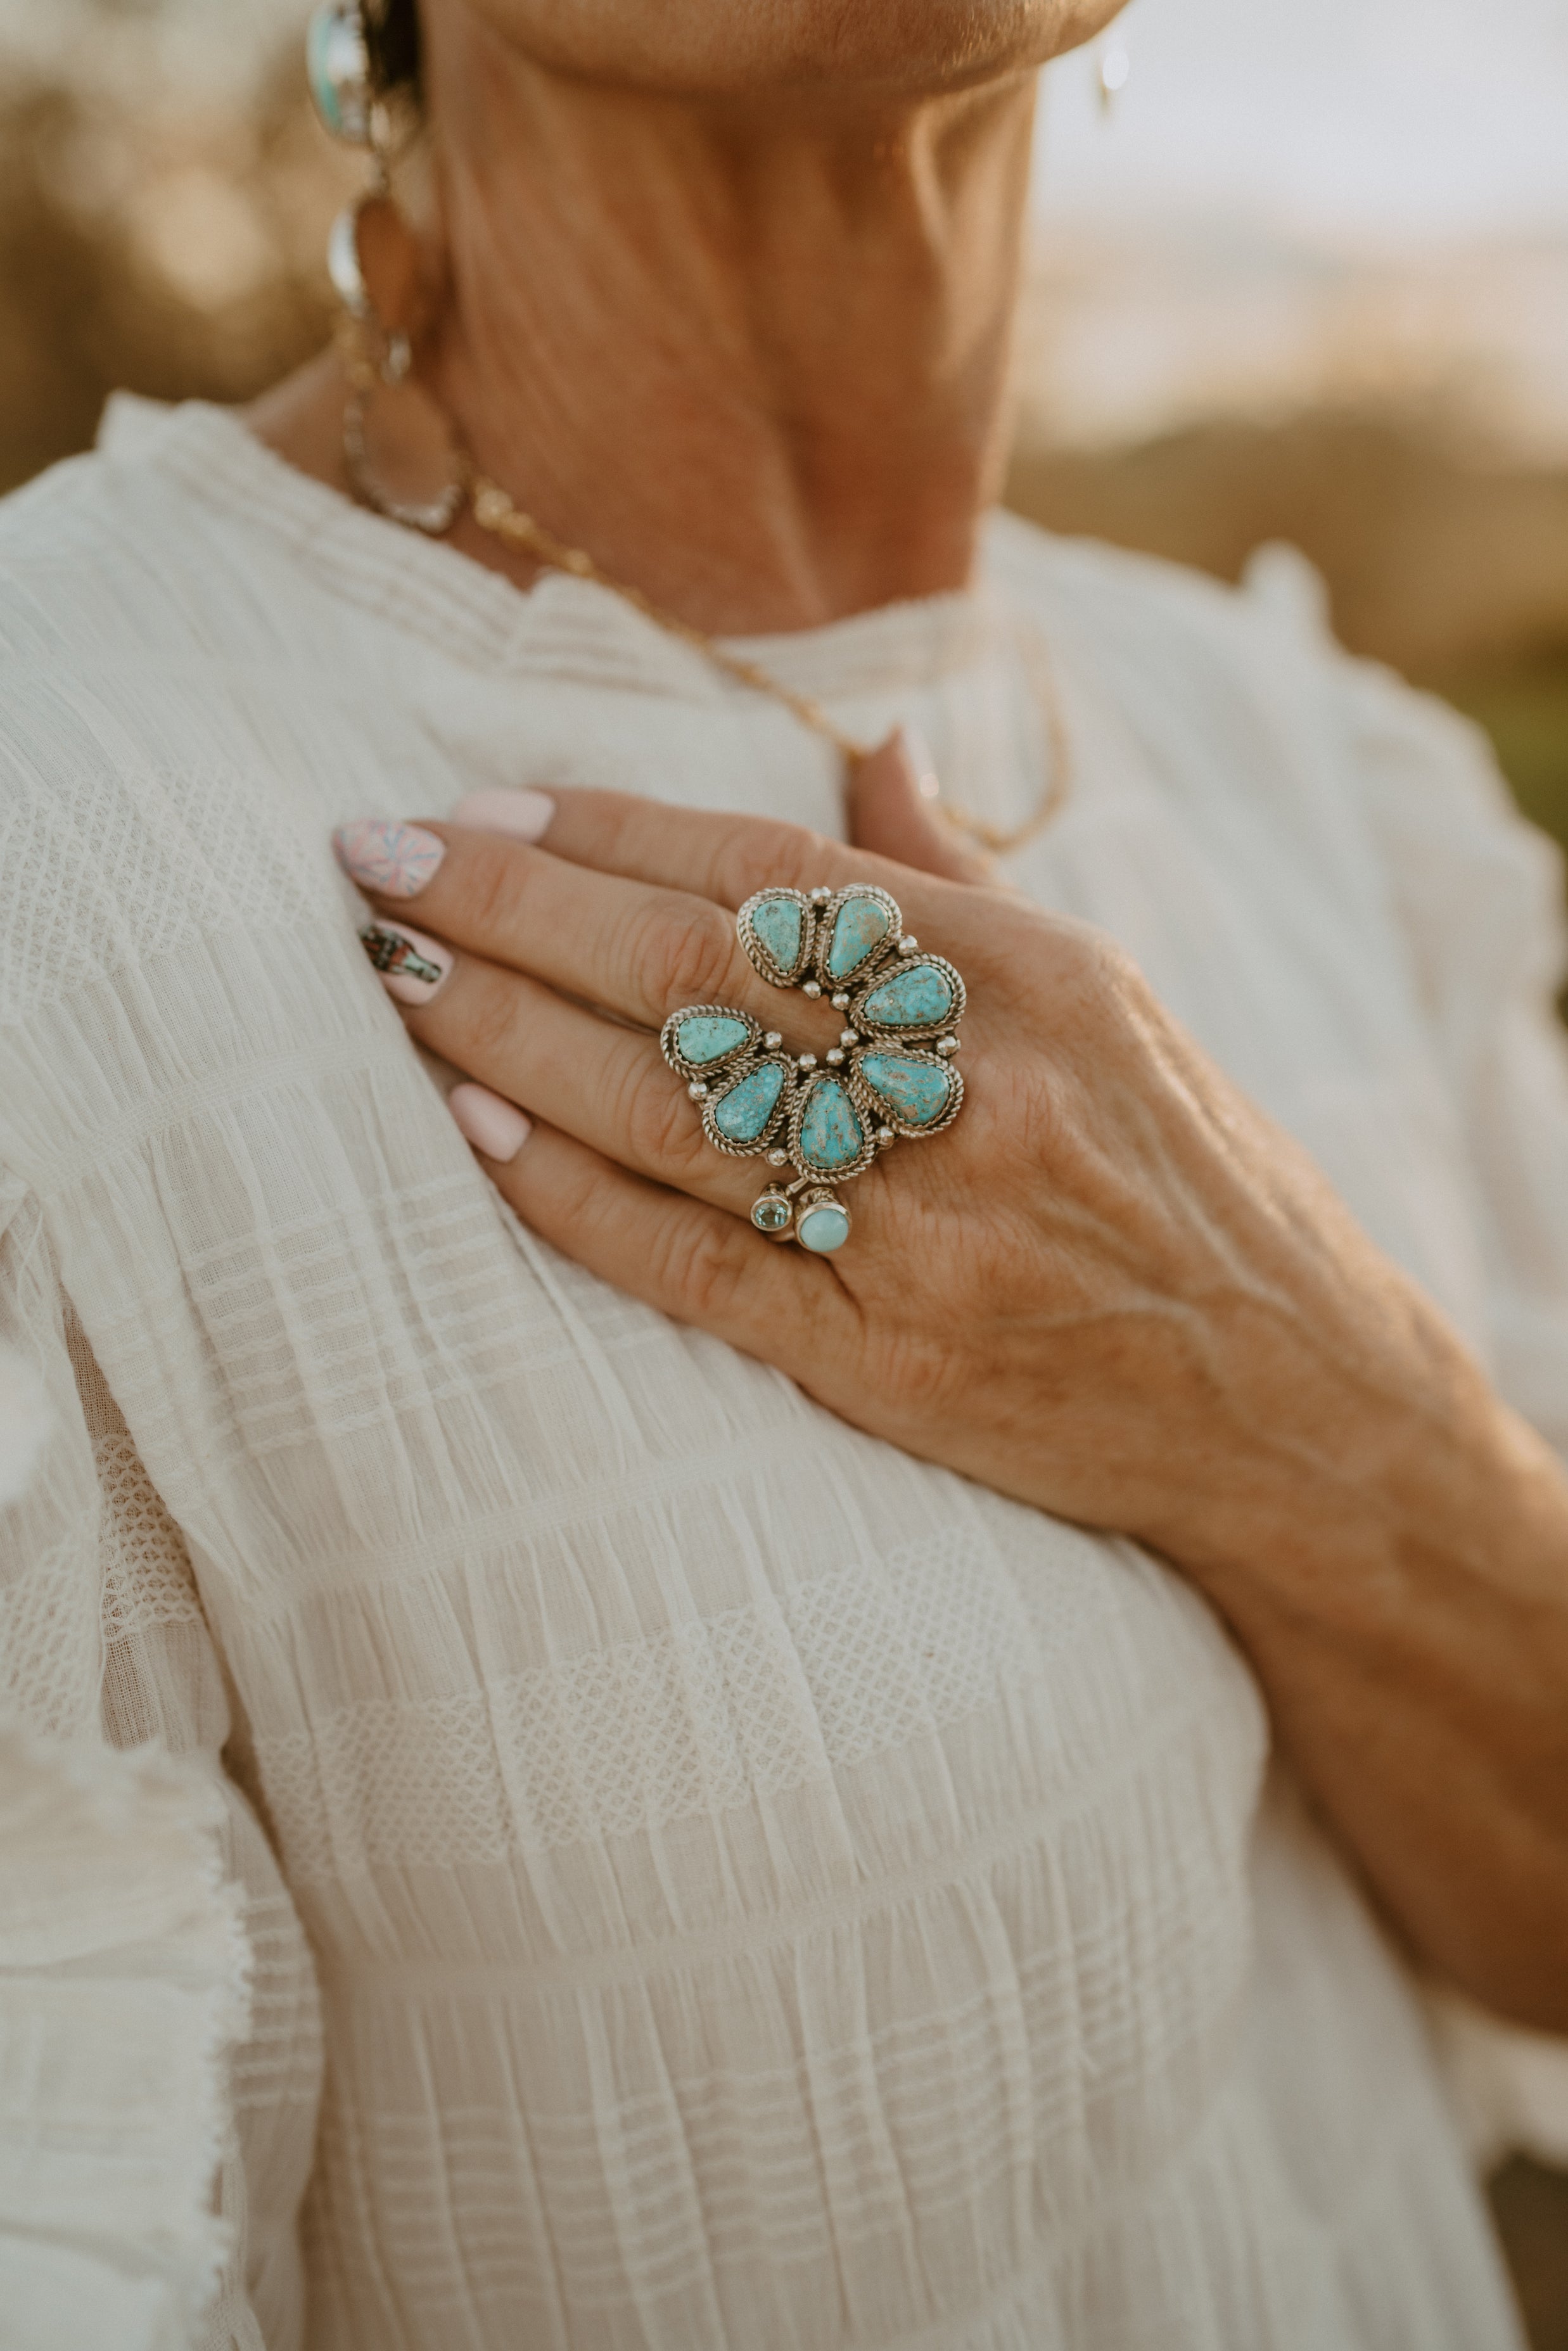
[334,819,446,898]
[359,921,453,1003]
[448,1082,532,1163]
[449,787,555,843]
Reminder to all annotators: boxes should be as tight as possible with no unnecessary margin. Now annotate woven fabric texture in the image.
[1,395,1565,2348]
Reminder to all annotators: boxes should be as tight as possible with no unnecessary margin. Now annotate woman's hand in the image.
[336,751,1568,2027]
[338,759,1501,1572]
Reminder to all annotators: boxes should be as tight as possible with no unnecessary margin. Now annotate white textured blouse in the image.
[2,393,1567,2351]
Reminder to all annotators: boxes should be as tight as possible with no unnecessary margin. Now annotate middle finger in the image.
[352,823,805,1042]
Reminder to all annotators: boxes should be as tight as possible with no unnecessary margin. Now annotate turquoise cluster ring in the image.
[660,882,966,1254]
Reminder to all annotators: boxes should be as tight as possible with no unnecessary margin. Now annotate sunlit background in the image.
[1014,0,1568,872]
[0,1,1565,2336]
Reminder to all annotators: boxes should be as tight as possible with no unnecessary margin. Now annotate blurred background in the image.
[1016,0,1568,882]
[0,0,1564,2339]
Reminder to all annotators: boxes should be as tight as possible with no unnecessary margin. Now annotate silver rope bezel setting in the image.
[666,883,968,1249]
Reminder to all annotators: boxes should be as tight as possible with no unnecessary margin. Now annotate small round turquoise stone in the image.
[750,895,805,972]
[858,1051,951,1127]
[860,962,953,1029]
[796,1076,865,1172]
[677,1014,751,1066]
[798,1201,851,1253]
[825,895,891,981]
[713,1061,786,1143]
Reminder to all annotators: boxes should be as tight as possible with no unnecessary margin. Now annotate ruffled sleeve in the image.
[1346,655,1568,1455]
[1332,633,1568,2166]
[0,1705,251,2351]
[0,1169,322,2347]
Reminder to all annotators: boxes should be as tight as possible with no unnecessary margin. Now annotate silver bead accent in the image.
[768,1147,788,1166]
[876,1126,895,1147]
[839,1028,859,1047]
[797,1053,817,1071]
[801,979,822,998]
[825,1048,845,1066]
[936,1036,959,1057]
[764,1031,783,1050]
[830,991,851,1011]
[688,1081,708,1099]
[897,936,919,956]
[810,885,833,904]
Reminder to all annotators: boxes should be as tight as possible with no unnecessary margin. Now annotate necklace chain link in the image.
[343,329,1071,858]
[466,468,1073,859]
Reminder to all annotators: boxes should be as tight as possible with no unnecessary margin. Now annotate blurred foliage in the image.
[1491,2161,1568,2351]
[1006,412,1568,688]
[1445,659,1568,853]
[1007,420,1568,877]
[0,59,343,497]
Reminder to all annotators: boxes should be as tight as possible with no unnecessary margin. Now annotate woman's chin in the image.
[447,0,1121,96]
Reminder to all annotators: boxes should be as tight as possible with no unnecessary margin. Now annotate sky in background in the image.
[1,0,1562,243]
[1026,0,1568,449]
[1036,0,1568,239]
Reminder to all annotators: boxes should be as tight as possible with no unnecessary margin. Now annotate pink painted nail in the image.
[334,819,446,897]
[449,787,556,843]
[359,921,454,1003]
[448,1083,532,1163]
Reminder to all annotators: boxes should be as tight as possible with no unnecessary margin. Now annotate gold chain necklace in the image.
[464,468,1072,860]
[337,306,1071,858]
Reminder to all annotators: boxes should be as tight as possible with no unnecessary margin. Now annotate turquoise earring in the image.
[307,5,376,151]
[307,2,466,535]
[307,2,401,371]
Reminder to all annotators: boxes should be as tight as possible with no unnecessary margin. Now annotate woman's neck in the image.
[255,32,1038,636]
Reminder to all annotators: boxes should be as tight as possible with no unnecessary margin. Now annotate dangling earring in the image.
[307,4,466,535]
[1095,32,1131,116]
[307,3,378,151]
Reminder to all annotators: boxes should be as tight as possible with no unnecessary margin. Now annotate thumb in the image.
[846,727,998,886]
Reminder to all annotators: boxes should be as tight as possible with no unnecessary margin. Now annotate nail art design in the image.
[335,819,445,898]
[359,922,452,1001]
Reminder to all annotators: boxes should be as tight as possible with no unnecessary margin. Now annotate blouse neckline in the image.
[96,393,1006,710]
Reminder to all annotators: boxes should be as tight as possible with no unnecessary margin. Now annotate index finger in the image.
[453,784,943,923]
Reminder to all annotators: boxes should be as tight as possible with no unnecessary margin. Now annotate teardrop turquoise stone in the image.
[713,1060,786,1143]
[859,1052,951,1126]
[750,896,804,972]
[797,1076,865,1171]
[677,1014,750,1066]
[307,14,345,132]
[826,895,891,980]
[860,962,953,1028]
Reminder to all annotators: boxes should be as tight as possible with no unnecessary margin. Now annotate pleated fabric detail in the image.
[0,397,1558,2347]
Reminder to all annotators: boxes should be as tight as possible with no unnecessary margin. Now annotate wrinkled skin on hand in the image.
[359,783,1471,1579]
[345,751,1568,2029]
